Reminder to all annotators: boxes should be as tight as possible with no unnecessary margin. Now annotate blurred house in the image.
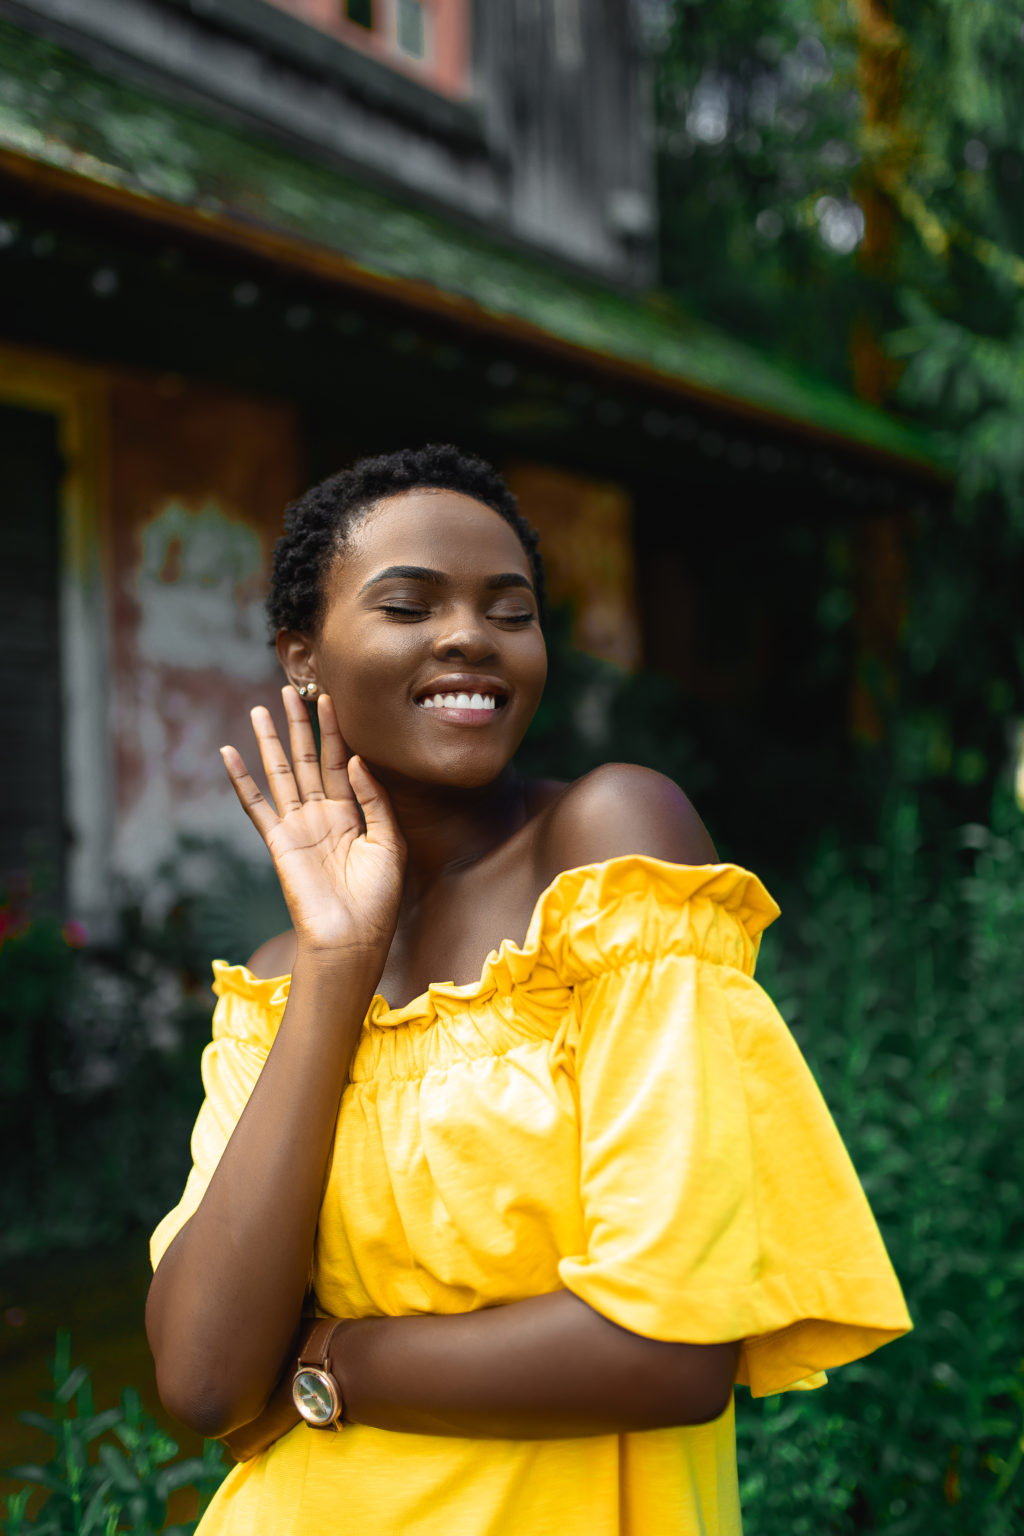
[0,0,946,930]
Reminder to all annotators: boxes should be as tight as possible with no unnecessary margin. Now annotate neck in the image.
[369,764,528,906]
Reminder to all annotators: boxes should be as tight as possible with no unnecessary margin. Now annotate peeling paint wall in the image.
[507,462,641,672]
[108,377,300,883]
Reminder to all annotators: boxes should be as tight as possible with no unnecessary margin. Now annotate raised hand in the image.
[220,686,405,962]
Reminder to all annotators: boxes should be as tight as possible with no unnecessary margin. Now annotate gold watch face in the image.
[292,1367,340,1426]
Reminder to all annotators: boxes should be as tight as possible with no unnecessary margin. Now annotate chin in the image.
[427,757,511,790]
[384,747,513,792]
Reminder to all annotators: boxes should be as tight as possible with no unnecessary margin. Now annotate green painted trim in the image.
[0,18,946,471]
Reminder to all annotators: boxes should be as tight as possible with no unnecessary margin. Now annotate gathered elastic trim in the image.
[209,856,779,1040]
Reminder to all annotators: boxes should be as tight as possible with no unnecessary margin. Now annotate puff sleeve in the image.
[553,858,912,1397]
[149,961,290,1271]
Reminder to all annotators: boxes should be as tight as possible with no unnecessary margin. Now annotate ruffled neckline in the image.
[211,855,779,1030]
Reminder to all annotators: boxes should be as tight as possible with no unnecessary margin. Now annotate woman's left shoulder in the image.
[536,762,718,885]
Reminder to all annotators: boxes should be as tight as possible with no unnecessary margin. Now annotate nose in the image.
[432,608,496,663]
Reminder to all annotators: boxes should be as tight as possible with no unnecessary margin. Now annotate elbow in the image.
[154,1364,262,1440]
[587,1302,740,1432]
[145,1260,268,1438]
[678,1379,735,1427]
[665,1340,741,1428]
[631,1339,739,1430]
[148,1321,264,1439]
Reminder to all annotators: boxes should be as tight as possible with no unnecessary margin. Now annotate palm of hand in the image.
[221,689,405,958]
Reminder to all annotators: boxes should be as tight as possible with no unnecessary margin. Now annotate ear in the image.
[276,629,318,693]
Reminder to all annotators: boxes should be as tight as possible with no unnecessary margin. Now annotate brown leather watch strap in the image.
[298,1317,344,1372]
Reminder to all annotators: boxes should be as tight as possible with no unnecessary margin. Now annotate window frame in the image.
[159,0,483,148]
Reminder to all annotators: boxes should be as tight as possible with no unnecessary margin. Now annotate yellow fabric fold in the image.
[150,855,911,1535]
[556,955,911,1396]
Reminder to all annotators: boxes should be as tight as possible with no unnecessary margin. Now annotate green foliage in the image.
[878,2,1024,795]
[0,844,286,1258]
[737,790,1024,1533]
[2,1332,226,1535]
[519,609,710,795]
[656,0,1024,810]
[655,0,866,384]
[0,914,79,1169]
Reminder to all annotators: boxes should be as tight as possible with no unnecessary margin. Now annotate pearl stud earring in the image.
[298,682,318,699]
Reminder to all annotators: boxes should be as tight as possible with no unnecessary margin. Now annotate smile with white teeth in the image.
[418,692,499,711]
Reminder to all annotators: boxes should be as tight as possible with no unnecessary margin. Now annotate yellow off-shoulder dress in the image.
[151,856,911,1535]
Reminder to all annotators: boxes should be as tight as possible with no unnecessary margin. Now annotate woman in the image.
[146,444,911,1534]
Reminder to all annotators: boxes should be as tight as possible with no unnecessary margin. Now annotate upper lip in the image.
[413,674,509,702]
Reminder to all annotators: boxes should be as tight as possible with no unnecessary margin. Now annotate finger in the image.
[282,685,325,802]
[348,755,402,851]
[317,693,357,805]
[250,705,303,816]
[220,745,280,842]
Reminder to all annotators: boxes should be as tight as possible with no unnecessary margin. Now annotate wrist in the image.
[291,944,385,993]
[292,1316,353,1431]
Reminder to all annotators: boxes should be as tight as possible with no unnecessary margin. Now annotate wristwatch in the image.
[292,1318,346,1430]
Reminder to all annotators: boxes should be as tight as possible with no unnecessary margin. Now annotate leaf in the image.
[2,1487,32,1535]
[75,1374,96,1419]
[14,1409,61,1437]
[80,1479,120,1536]
[2,1463,65,1492]
[76,1407,126,1443]
[149,1431,180,1466]
[50,1330,72,1387]
[97,1442,142,1495]
[55,1363,91,1404]
[157,1456,214,1491]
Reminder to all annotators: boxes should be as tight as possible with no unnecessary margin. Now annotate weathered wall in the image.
[478,0,655,284]
[107,374,300,884]
[507,461,641,672]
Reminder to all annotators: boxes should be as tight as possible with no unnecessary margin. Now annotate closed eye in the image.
[380,603,535,625]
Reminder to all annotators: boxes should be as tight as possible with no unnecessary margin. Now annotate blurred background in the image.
[0,1,1021,1531]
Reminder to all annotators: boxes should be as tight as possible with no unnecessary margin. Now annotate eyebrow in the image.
[359,565,534,595]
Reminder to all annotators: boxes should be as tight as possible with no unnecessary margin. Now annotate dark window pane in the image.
[0,404,65,909]
[344,0,374,30]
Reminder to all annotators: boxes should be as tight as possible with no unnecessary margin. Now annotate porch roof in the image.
[0,17,946,476]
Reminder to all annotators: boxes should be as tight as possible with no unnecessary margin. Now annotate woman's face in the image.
[301,489,547,789]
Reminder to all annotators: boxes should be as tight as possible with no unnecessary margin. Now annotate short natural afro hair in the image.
[267,443,546,637]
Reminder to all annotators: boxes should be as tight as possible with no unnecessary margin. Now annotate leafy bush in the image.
[0,842,287,1258]
[736,790,1024,1534]
[2,1332,226,1535]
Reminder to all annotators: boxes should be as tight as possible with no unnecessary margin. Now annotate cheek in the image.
[524,637,548,697]
[325,627,420,685]
[320,638,419,723]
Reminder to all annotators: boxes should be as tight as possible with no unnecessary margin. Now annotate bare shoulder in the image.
[536,762,718,884]
[245,928,297,979]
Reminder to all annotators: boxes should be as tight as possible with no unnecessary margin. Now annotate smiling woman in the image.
[144,444,911,1535]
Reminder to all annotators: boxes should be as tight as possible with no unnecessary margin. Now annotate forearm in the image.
[335,1290,740,1439]
[146,949,382,1435]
